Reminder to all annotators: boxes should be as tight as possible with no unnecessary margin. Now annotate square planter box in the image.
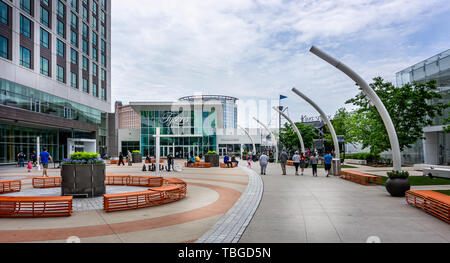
[61,164,106,198]
[204,154,219,167]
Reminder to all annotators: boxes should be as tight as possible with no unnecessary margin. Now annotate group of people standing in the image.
[16,148,53,177]
[258,149,335,177]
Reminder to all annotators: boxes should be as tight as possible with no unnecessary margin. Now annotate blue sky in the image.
[111,0,450,126]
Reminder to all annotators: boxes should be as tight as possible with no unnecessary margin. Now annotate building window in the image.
[57,19,65,38]
[101,87,105,101]
[64,107,72,119]
[82,23,88,38]
[40,57,49,76]
[71,48,77,64]
[92,47,97,61]
[82,56,88,71]
[101,25,105,38]
[71,30,78,46]
[71,12,78,29]
[57,39,65,57]
[0,1,8,25]
[92,32,98,46]
[101,69,106,82]
[20,0,31,15]
[57,0,65,18]
[101,54,105,67]
[40,28,49,48]
[93,83,98,97]
[0,35,7,59]
[101,39,105,52]
[92,63,97,77]
[70,72,77,88]
[41,0,49,7]
[82,39,88,54]
[57,65,65,83]
[31,99,41,113]
[20,46,31,68]
[82,6,88,21]
[100,10,105,23]
[71,0,78,12]
[82,78,88,93]
[40,6,49,27]
[92,16,97,29]
[20,15,31,38]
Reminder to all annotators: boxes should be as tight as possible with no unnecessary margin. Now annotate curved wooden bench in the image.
[0,180,21,194]
[32,177,61,188]
[164,178,187,185]
[127,176,164,187]
[185,162,211,168]
[406,190,450,223]
[151,184,187,204]
[339,170,382,185]
[0,196,73,217]
[104,190,164,212]
[220,162,238,168]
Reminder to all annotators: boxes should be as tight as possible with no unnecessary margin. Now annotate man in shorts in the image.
[39,147,53,177]
[323,152,333,177]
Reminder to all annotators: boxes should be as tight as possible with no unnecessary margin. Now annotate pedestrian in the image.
[167,154,173,171]
[31,151,37,167]
[292,151,301,176]
[187,156,196,167]
[280,149,289,175]
[17,151,26,167]
[259,152,269,175]
[323,152,333,177]
[146,154,152,164]
[300,153,307,175]
[231,155,239,167]
[310,153,319,177]
[118,152,125,166]
[224,154,232,168]
[247,156,252,168]
[39,147,52,177]
[27,160,32,173]
[127,150,132,166]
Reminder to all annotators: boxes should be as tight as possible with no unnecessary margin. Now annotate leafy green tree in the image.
[345,77,448,154]
[279,122,318,151]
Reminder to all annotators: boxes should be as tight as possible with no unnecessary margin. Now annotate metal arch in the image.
[253,117,279,163]
[309,45,401,172]
[291,88,340,159]
[237,124,256,155]
[272,106,306,154]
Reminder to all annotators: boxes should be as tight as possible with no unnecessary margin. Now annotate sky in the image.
[111,0,450,127]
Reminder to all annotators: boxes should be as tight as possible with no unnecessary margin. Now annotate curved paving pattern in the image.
[196,166,263,243]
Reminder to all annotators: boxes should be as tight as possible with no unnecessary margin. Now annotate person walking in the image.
[31,151,37,167]
[292,151,301,176]
[280,149,289,175]
[39,147,52,177]
[300,153,307,175]
[118,152,125,166]
[310,153,319,177]
[323,152,333,177]
[259,152,269,175]
[17,151,26,167]
[127,150,133,166]
[167,154,174,171]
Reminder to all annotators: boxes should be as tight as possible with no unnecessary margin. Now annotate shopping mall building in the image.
[395,49,449,165]
[115,95,263,158]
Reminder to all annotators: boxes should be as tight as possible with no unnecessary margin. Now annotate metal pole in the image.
[37,136,41,171]
[309,45,402,172]
[291,88,340,159]
[237,124,256,155]
[156,127,160,176]
[253,117,279,163]
[272,106,305,154]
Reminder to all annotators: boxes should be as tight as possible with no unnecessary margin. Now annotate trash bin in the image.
[331,158,341,176]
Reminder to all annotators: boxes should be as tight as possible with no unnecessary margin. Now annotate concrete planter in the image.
[132,153,142,163]
[61,164,106,198]
[205,154,219,167]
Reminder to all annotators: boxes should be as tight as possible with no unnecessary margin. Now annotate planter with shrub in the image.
[132,150,142,163]
[205,151,219,167]
[385,171,410,197]
[61,152,105,198]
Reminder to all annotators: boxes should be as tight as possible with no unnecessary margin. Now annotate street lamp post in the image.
[309,45,402,172]
[253,117,279,163]
[272,106,305,154]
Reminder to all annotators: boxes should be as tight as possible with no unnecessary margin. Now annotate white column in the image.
[37,136,41,171]
[155,127,160,176]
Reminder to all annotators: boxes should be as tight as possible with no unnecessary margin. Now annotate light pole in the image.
[309,45,402,172]
[253,117,279,163]
[272,106,305,154]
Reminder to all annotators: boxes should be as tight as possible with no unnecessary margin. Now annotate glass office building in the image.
[395,49,450,165]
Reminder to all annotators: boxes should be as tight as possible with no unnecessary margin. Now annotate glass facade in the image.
[140,109,217,157]
[0,78,107,163]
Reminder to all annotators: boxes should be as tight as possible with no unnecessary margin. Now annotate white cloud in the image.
[110,0,450,122]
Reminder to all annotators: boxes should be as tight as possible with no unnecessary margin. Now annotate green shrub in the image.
[207,151,217,154]
[242,150,249,155]
[346,152,380,163]
[132,150,141,154]
[387,170,409,179]
[64,152,104,165]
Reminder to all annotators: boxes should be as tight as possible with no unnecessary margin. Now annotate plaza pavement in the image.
[1,160,449,243]
[239,162,450,243]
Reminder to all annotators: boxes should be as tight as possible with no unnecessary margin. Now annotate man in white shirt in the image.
[259,152,269,175]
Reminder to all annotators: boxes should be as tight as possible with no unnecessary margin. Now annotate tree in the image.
[279,122,317,151]
[345,77,448,154]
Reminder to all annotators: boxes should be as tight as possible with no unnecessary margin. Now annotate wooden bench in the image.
[339,170,382,185]
[406,190,450,223]
[0,196,73,217]
[104,190,165,212]
[185,162,211,168]
[164,178,187,186]
[32,177,61,188]
[220,162,238,168]
[286,160,294,166]
[127,176,164,187]
[0,180,21,194]
[105,175,129,185]
[147,159,165,164]
[151,184,187,204]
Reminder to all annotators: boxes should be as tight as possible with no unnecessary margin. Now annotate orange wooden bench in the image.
[127,176,164,187]
[0,196,73,217]
[105,175,129,185]
[185,162,211,168]
[147,159,165,164]
[151,184,187,204]
[406,190,450,223]
[164,178,187,186]
[339,170,382,185]
[286,160,294,166]
[104,190,165,212]
[0,180,22,194]
[220,162,238,168]
[32,177,61,188]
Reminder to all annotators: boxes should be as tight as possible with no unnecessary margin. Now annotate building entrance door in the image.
[219,147,227,156]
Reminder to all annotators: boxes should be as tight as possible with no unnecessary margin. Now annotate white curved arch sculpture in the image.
[253,117,279,163]
[272,106,305,154]
[291,88,340,159]
[237,124,256,155]
[309,45,401,172]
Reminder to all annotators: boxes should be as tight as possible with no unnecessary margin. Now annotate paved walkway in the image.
[239,162,450,243]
